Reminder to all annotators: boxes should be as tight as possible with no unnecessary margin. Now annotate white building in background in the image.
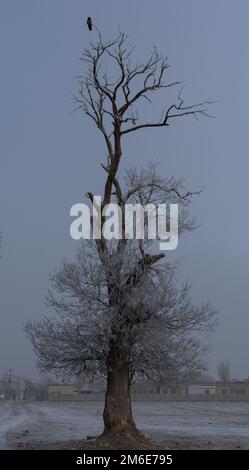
[188,383,216,396]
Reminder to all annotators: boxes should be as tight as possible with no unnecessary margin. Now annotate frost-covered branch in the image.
[25,241,216,380]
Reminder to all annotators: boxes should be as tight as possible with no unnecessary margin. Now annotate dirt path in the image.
[0,402,33,449]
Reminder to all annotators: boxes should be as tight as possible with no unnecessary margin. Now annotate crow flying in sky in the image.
[87,17,92,31]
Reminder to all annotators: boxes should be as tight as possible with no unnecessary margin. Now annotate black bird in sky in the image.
[87,17,92,31]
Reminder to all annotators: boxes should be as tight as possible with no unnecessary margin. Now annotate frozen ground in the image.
[1,400,249,449]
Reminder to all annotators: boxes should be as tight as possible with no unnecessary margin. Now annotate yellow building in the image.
[48,384,79,400]
[216,381,249,397]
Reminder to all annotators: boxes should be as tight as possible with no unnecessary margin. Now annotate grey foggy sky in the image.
[0,0,248,380]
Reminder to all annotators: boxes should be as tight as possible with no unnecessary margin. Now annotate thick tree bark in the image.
[103,344,136,435]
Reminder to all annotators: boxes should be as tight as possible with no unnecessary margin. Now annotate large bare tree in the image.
[26,31,215,446]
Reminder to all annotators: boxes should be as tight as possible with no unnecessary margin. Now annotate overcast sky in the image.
[0,0,249,380]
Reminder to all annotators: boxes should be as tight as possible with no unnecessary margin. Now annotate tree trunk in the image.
[103,344,136,435]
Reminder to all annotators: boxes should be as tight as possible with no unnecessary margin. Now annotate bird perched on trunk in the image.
[87,17,92,31]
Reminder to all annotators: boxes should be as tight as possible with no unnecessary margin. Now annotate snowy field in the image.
[1,400,249,449]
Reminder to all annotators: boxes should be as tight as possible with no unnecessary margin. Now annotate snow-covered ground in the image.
[1,400,249,449]
[0,402,33,449]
